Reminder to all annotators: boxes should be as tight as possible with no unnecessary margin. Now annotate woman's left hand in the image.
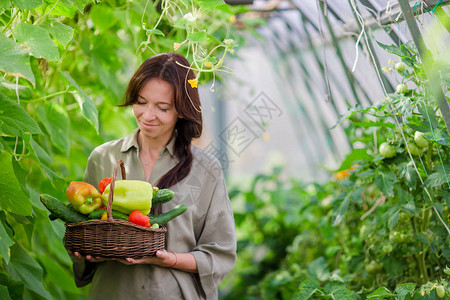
[115,250,176,267]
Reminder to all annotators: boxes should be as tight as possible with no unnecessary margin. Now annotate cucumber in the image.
[40,194,89,223]
[152,189,175,205]
[149,204,187,226]
[89,209,129,221]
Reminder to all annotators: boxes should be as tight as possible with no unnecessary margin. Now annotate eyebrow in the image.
[137,95,173,106]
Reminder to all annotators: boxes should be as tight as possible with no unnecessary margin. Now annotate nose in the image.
[142,105,156,120]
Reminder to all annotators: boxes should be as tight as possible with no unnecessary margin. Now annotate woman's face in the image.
[133,78,180,142]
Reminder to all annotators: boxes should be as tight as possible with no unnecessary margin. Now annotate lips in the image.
[141,122,159,130]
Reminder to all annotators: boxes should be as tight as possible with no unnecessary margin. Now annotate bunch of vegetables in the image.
[40,177,186,228]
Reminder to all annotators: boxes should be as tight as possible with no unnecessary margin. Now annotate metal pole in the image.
[398,0,450,134]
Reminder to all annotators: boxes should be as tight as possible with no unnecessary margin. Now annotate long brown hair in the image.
[121,53,202,188]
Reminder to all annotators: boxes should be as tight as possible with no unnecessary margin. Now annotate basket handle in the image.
[107,160,126,222]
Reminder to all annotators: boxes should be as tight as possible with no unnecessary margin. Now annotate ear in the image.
[178,114,184,119]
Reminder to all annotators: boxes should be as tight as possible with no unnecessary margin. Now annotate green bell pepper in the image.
[101,180,153,215]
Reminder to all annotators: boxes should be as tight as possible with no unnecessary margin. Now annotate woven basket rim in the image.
[65,219,167,232]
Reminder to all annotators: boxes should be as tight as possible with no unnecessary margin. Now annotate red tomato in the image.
[128,210,151,227]
[98,177,112,194]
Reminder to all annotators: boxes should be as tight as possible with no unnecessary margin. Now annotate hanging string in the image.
[315,0,332,103]
[13,76,25,162]
[349,0,450,235]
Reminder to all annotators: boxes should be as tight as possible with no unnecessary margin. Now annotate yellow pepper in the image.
[102,180,153,215]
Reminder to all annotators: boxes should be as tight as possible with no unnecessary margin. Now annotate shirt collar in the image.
[121,128,140,152]
[121,128,177,159]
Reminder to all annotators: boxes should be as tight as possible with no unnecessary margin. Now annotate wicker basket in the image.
[63,160,167,259]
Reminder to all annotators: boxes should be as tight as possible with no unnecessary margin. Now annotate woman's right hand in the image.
[68,250,107,263]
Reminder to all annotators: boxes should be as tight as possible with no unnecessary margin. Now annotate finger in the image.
[156,250,168,258]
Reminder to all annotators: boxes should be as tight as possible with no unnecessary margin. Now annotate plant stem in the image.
[2,8,19,34]
[24,89,72,103]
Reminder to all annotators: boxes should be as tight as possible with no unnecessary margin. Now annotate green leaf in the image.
[413,233,430,245]
[395,283,416,300]
[3,242,50,299]
[367,286,395,299]
[0,151,32,216]
[198,0,225,12]
[173,17,187,29]
[430,201,443,214]
[401,201,419,217]
[35,0,77,17]
[24,135,66,190]
[336,148,372,172]
[90,5,119,33]
[38,256,78,293]
[0,77,33,99]
[60,72,99,132]
[331,104,378,129]
[388,210,399,230]
[0,93,42,136]
[0,1,11,10]
[12,23,60,61]
[35,102,70,154]
[39,21,74,48]
[73,0,90,11]
[350,120,395,129]
[216,3,234,14]
[306,257,330,281]
[0,213,14,264]
[0,272,24,300]
[424,165,450,187]
[0,284,11,299]
[11,0,42,9]
[12,160,29,202]
[350,187,363,203]
[376,41,411,58]
[328,284,353,300]
[188,30,207,43]
[146,28,165,36]
[399,161,418,189]
[292,278,319,300]
[389,94,414,119]
[332,194,350,226]
[375,170,397,197]
[418,105,440,128]
[396,185,414,203]
[0,35,35,86]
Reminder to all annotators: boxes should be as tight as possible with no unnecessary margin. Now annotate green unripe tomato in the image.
[395,61,407,73]
[396,83,408,94]
[379,142,396,158]
[382,244,393,253]
[436,285,445,298]
[365,261,383,274]
[407,143,421,156]
[414,131,428,148]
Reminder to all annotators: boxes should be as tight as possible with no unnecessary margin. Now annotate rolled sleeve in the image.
[190,168,237,299]
[71,256,97,287]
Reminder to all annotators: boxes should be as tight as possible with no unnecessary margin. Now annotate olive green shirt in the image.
[72,129,237,300]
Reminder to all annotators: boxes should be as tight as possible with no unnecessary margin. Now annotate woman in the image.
[70,53,237,299]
